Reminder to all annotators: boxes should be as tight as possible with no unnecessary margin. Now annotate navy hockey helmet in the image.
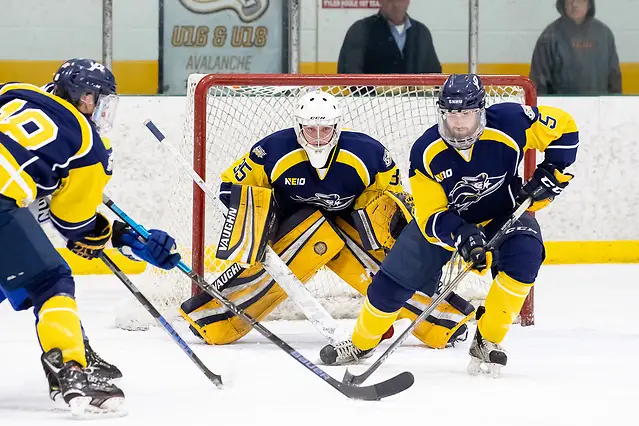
[53,58,116,104]
[52,58,118,133]
[437,74,486,150]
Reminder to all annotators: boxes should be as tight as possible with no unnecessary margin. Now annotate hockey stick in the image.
[102,195,414,400]
[98,252,224,388]
[342,197,534,386]
[143,119,351,345]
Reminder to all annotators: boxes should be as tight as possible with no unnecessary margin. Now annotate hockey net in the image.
[115,74,536,331]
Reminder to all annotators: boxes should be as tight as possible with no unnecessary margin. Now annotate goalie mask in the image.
[294,90,342,168]
[437,74,486,150]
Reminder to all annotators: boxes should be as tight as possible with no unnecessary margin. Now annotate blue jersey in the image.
[221,128,403,215]
[409,102,579,250]
[0,83,112,240]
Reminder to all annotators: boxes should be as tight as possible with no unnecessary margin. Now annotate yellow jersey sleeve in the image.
[409,169,463,250]
[220,152,271,188]
[524,105,579,168]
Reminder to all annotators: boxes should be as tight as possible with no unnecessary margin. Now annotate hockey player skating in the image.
[0,58,180,415]
[179,90,475,357]
[320,74,578,376]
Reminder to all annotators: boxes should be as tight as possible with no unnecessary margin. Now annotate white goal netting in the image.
[115,74,534,331]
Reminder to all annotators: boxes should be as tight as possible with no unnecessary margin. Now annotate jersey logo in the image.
[285,177,306,186]
[434,168,453,182]
[252,145,267,158]
[291,193,356,211]
[449,172,507,211]
[383,149,393,167]
[521,105,536,121]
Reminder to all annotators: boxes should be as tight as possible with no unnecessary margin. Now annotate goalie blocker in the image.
[181,185,473,348]
[215,184,279,267]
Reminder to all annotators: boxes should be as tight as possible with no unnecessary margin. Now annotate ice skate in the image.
[467,307,507,378]
[319,326,394,366]
[41,348,125,417]
[84,338,123,381]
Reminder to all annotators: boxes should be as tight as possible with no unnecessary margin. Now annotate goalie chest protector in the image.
[247,128,395,215]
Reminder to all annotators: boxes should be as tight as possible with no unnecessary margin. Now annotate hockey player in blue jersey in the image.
[0,59,181,414]
[321,74,578,375]
[179,90,475,354]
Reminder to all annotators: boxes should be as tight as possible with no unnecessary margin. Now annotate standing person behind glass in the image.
[530,0,621,94]
[337,0,441,74]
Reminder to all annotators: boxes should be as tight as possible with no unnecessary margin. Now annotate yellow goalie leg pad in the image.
[180,276,287,345]
[181,209,344,345]
[478,272,534,344]
[352,297,400,350]
[398,292,474,349]
[37,295,86,367]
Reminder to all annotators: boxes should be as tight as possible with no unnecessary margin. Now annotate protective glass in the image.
[92,93,119,134]
[437,107,485,150]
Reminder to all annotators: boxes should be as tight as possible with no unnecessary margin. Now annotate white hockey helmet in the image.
[293,90,342,168]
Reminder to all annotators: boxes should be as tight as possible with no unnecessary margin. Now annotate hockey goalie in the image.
[179,90,475,355]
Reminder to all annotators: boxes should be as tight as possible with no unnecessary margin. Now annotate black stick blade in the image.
[335,371,414,401]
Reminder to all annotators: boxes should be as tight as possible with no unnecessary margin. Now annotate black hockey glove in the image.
[66,213,112,259]
[453,223,492,275]
[520,162,573,211]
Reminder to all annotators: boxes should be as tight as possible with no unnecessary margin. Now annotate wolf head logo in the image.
[449,172,507,211]
[291,193,356,211]
[179,0,268,23]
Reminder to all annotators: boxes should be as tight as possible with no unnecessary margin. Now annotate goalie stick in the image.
[143,119,351,345]
[342,197,534,386]
[98,252,224,388]
[103,195,414,400]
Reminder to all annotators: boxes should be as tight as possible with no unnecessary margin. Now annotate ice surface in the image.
[1,264,638,425]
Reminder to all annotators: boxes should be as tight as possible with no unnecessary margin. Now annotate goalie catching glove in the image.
[352,191,414,251]
[520,162,573,212]
[111,221,181,270]
[453,223,492,275]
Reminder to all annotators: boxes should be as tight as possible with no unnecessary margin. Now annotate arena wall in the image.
[2,0,639,93]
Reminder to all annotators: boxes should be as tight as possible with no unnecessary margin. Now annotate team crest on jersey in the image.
[449,172,507,211]
[291,193,356,211]
[383,149,393,167]
[521,105,536,121]
[252,145,267,158]
[179,0,268,22]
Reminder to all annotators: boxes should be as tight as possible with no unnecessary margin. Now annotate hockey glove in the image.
[521,162,573,212]
[67,213,112,259]
[112,221,181,270]
[352,191,414,251]
[453,223,492,275]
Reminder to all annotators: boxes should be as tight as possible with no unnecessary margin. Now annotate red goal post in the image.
[189,74,537,326]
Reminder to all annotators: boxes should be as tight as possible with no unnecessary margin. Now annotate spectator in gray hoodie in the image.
[530,0,621,94]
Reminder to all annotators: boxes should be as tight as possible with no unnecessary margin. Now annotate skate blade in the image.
[69,396,127,419]
[467,357,502,378]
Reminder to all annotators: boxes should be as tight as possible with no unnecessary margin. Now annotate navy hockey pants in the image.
[367,212,545,313]
[0,195,75,313]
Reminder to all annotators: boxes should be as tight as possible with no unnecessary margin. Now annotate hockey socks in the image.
[352,297,400,351]
[37,295,86,367]
[479,272,533,344]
